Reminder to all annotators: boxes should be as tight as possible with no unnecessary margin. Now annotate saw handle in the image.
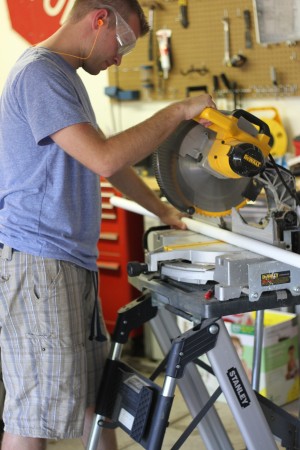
[232,109,271,137]
[195,108,271,138]
[195,107,237,132]
[127,261,148,277]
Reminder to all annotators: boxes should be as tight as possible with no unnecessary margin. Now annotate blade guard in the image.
[153,120,198,215]
[153,109,272,216]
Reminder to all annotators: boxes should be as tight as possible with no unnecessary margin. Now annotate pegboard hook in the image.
[180,65,209,76]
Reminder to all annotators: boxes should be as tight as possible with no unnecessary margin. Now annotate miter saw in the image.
[128,108,300,306]
[89,109,300,450]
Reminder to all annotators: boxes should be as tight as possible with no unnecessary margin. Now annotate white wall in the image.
[1,1,300,154]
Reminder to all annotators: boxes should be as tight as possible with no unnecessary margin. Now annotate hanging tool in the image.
[180,65,209,76]
[148,5,155,60]
[220,72,232,91]
[222,17,247,68]
[142,1,163,62]
[220,73,240,109]
[185,85,208,97]
[178,0,189,28]
[212,75,219,94]
[243,9,253,49]
[156,28,172,79]
[270,66,278,87]
[222,17,231,66]
[212,75,223,104]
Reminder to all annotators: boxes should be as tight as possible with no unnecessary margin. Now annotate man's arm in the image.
[107,166,187,229]
[51,95,215,178]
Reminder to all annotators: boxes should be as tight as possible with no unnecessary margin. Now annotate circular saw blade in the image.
[154,120,251,216]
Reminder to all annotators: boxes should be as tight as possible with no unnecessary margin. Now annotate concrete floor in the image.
[48,353,300,450]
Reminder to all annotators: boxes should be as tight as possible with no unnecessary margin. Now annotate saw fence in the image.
[108,0,300,101]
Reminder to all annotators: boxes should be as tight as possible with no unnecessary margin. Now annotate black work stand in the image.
[87,274,300,450]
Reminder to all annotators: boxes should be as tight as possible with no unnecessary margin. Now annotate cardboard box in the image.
[178,311,300,406]
[225,310,300,406]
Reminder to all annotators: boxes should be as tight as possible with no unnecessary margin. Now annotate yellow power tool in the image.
[154,108,272,216]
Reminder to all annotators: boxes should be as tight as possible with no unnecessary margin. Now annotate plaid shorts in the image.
[0,246,109,439]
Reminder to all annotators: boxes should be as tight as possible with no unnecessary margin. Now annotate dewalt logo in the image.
[243,154,262,167]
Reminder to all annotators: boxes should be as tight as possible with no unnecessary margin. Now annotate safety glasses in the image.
[101,5,137,56]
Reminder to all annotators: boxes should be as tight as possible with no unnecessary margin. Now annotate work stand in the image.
[87,282,300,450]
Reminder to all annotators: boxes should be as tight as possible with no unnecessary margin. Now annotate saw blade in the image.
[154,120,252,216]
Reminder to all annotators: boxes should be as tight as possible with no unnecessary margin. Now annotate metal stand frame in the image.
[87,292,233,450]
[87,276,300,450]
[148,308,233,450]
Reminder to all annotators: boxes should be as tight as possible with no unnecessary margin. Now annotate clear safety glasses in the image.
[101,5,137,56]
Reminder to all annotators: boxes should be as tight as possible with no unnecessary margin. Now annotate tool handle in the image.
[243,8,252,49]
[195,108,271,138]
[220,73,232,90]
[179,0,189,28]
[212,75,219,92]
[148,8,154,61]
[243,9,251,29]
[148,29,153,61]
[232,109,271,137]
[194,107,235,131]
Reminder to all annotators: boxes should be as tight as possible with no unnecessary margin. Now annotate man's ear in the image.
[93,8,109,29]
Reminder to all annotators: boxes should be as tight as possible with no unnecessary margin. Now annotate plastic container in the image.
[141,82,154,101]
[293,136,300,156]
[140,65,153,83]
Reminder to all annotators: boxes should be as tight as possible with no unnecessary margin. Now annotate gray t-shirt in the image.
[0,47,102,271]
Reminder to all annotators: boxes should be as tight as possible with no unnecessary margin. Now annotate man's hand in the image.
[180,94,216,121]
[157,202,188,230]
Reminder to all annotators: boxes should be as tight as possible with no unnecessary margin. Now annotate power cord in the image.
[267,153,300,207]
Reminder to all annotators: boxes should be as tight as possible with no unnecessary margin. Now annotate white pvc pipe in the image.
[110,196,300,269]
[110,196,157,218]
[182,217,300,269]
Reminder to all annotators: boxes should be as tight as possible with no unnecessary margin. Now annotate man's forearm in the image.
[107,166,165,217]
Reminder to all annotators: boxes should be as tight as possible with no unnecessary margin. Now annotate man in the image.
[0,0,215,449]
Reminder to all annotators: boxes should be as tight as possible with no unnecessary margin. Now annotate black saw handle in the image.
[232,109,271,138]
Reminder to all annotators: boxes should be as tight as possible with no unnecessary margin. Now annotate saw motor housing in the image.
[202,109,271,179]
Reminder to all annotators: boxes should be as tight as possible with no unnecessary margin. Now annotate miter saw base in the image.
[214,251,300,301]
[142,226,300,302]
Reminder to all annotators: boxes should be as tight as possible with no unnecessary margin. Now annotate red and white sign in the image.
[6,0,75,45]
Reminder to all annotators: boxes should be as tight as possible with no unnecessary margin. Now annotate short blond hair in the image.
[69,0,149,36]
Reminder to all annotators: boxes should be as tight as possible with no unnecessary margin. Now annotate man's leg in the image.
[1,434,46,450]
[81,406,118,450]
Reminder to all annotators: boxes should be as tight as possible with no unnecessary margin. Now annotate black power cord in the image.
[267,153,300,207]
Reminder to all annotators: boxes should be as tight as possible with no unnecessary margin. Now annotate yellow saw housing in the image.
[194,108,272,179]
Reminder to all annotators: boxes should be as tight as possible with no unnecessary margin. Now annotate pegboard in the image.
[107,0,300,103]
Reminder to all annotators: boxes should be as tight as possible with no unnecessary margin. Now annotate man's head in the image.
[65,0,149,73]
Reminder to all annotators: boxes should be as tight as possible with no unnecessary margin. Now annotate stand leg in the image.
[150,308,234,450]
[87,292,156,450]
[252,310,264,391]
[87,414,105,450]
[147,375,177,450]
[87,342,123,450]
[207,319,277,450]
